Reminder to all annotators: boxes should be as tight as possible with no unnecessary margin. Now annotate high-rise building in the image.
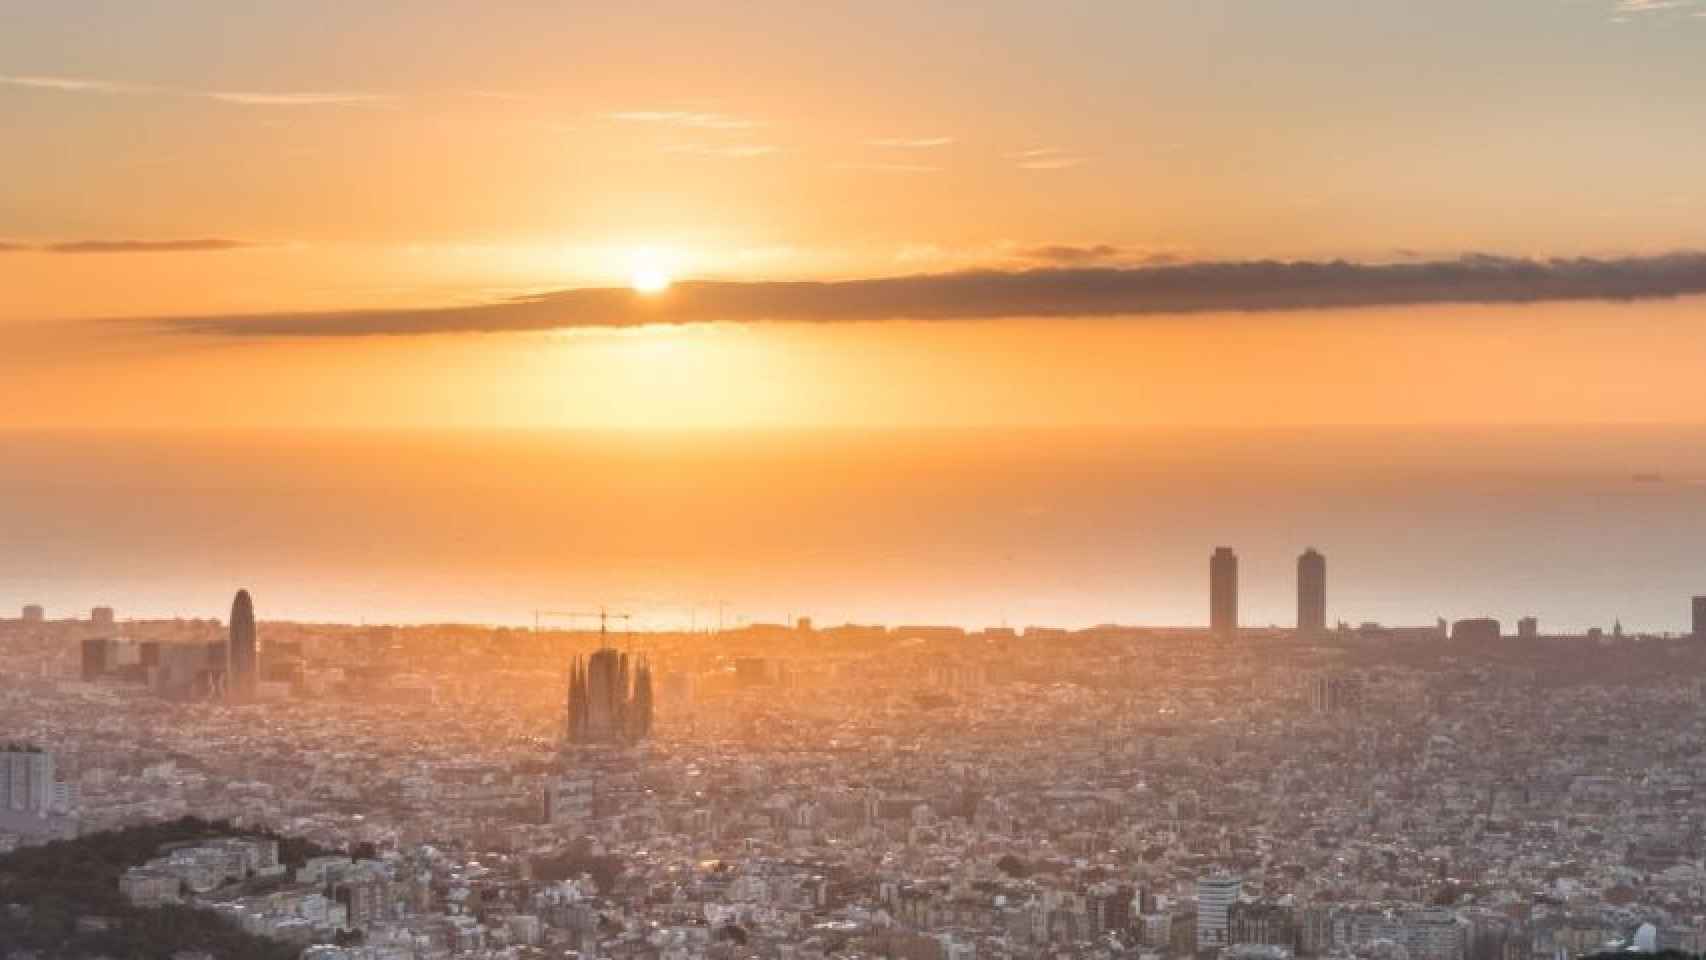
[566,648,653,744]
[1694,596,1706,640]
[1517,616,1539,640]
[151,643,227,700]
[1297,548,1326,636]
[1210,547,1238,640]
[81,637,113,681]
[90,606,115,627]
[228,589,258,701]
[1229,900,1299,950]
[1197,874,1242,951]
[21,604,44,623]
[1,745,56,816]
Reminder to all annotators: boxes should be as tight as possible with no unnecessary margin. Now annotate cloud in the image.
[866,137,954,148]
[0,238,261,254]
[664,144,781,159]
[834,161,942,174]
[1014,244,1178,267]
[1007,147,1089,170]
[0,73,156,95]
[148,252,1706,338]
[1,73,392,107]
[1017,157,1087,170]
[609,110,759,130]
[1615,0,1694,10]
[206,91,395,107]
[1607,0,1705,17]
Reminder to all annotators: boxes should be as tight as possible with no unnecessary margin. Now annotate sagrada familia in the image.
[565,648,654,745]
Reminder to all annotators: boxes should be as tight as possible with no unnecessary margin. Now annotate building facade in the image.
[1,746,55,815]
[1197,874,1242,952]
[1297,548,1326,636]
[1211,547,1239,640]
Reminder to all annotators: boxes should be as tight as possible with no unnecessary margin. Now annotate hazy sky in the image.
[8,428,1706,631]
[4,1,1706,428]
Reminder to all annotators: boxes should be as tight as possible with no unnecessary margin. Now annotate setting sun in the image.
[630,266,672,295]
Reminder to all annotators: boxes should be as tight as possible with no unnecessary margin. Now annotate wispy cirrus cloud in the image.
[0,73,156,95]
[664,143,781,159]
[1,73,393,107]
[1,238,261,254]
[834,161,942,174]
[205,91,395,107]
[1008,147,1089,171]
[866,136,954,149]
[609,110,761,130]
[145,252,1706,338]
[1614,0,1696,10]
[1606,0,1706,19]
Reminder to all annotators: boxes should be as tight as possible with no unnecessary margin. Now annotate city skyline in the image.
[17,555,1706,643]
[10,4,1706,960]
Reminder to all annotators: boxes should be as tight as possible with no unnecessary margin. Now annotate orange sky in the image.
[5,1,1706,430]
[2,299,1704,430]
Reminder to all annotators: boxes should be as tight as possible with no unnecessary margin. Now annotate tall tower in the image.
[1210,547,1238,640]
[1297,548,1326,636]
[228,589,257,701]
[1693,596,1706,640]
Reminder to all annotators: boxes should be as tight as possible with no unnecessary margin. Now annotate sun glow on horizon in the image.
[630,265,673,294]
[628,248,677,295]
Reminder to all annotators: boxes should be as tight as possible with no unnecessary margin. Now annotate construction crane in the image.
[533,608,636,694]
[533,608,632,638]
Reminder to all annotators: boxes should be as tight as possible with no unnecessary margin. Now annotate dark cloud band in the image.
[47,239,256,254]
[154,252,1706,337]
[2,238,258,254]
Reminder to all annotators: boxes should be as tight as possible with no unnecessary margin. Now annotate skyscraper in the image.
[1694,596,1706,640]
[228,589,257,701]
[1210,547,1238,640]
[566,648,653,745]
[1297,548,1326,636]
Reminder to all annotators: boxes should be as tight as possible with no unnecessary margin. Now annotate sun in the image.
[630,265,672,295]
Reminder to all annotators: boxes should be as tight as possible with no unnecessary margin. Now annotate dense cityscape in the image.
[11,0,1706,958]
[6,549,1706,960]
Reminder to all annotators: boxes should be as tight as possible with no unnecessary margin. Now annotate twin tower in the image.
[1210,547,1326,640]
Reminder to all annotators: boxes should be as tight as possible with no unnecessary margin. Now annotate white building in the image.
[1198,874,1243,951]
[2,746,56,815]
